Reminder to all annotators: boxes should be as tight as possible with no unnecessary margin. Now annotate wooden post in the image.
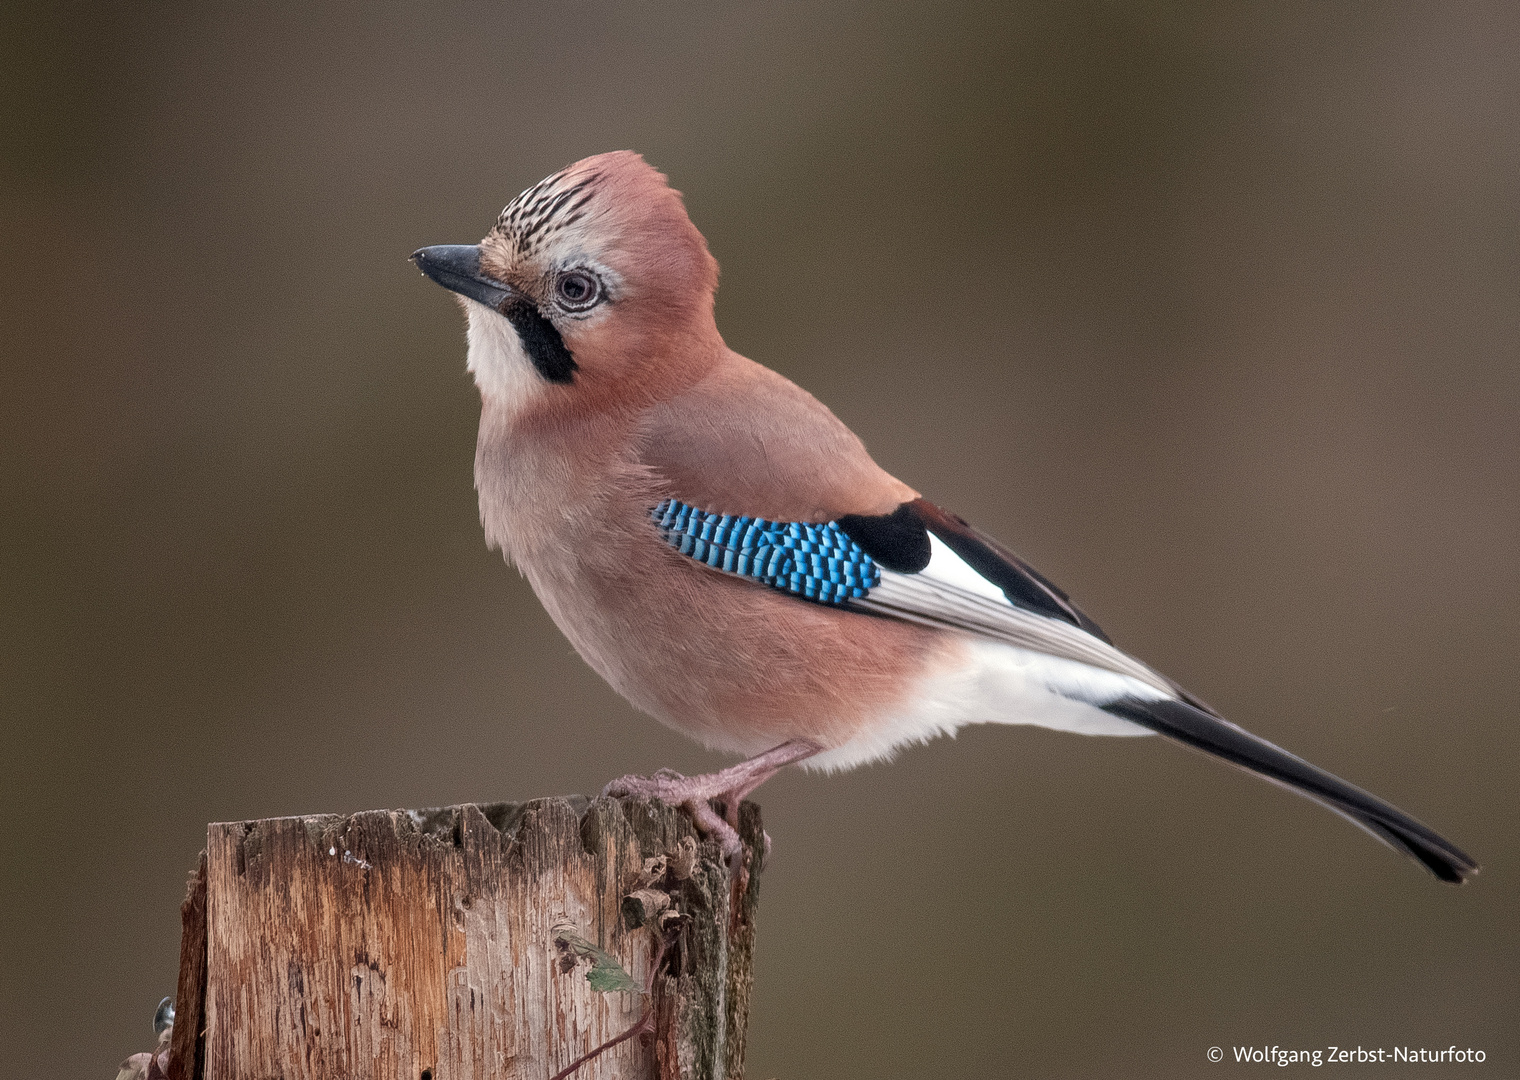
[166,796,765,1080]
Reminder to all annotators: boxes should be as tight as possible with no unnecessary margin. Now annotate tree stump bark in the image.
[166,796,765,1080]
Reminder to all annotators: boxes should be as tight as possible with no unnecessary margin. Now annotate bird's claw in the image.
[601,740,822,873]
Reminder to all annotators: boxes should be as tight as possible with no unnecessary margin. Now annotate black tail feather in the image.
[1102,696,1478,884]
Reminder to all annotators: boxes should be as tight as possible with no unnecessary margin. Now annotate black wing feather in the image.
[836,503,932,572]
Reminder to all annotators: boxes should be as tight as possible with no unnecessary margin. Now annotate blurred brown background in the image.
[3,2,1516,1076]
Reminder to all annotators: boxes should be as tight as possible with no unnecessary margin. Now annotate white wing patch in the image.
[921,532,1008,603]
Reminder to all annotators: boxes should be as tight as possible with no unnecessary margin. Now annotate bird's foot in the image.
[603,739,821,864]
[604,769,748,862]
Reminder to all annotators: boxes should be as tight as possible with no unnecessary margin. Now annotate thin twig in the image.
[547,1012,653,1080]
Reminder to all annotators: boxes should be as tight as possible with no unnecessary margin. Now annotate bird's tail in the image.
[1101,696,1478,884]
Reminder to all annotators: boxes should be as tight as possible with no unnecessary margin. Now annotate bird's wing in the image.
[647,493,1178,696]
[646,492,1477,883]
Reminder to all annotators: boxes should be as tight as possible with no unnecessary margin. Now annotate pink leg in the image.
[603,739,822,861]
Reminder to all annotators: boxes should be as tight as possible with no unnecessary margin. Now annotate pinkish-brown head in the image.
[412,152,721,420]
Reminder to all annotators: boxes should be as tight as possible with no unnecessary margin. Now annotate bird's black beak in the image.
[410,245,513,311]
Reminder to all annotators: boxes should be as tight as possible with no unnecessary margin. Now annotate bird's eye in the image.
[554,270,602,312]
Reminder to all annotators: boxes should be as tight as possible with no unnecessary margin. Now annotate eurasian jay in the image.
[412,151,1475,883]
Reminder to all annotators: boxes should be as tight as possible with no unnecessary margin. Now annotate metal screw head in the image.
[153,996,175,1036]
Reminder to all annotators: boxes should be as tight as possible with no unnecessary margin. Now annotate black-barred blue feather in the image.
[650,499,880,604]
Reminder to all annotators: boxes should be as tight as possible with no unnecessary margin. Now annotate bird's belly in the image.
[519,538,956,758]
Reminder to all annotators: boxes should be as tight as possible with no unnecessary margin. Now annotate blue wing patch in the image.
[651,499,880,604]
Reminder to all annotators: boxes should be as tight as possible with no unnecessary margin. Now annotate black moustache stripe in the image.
[501,300,577,384]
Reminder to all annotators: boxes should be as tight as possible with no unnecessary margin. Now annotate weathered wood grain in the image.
[166,851,207,1080]
[174,796,763,1080]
